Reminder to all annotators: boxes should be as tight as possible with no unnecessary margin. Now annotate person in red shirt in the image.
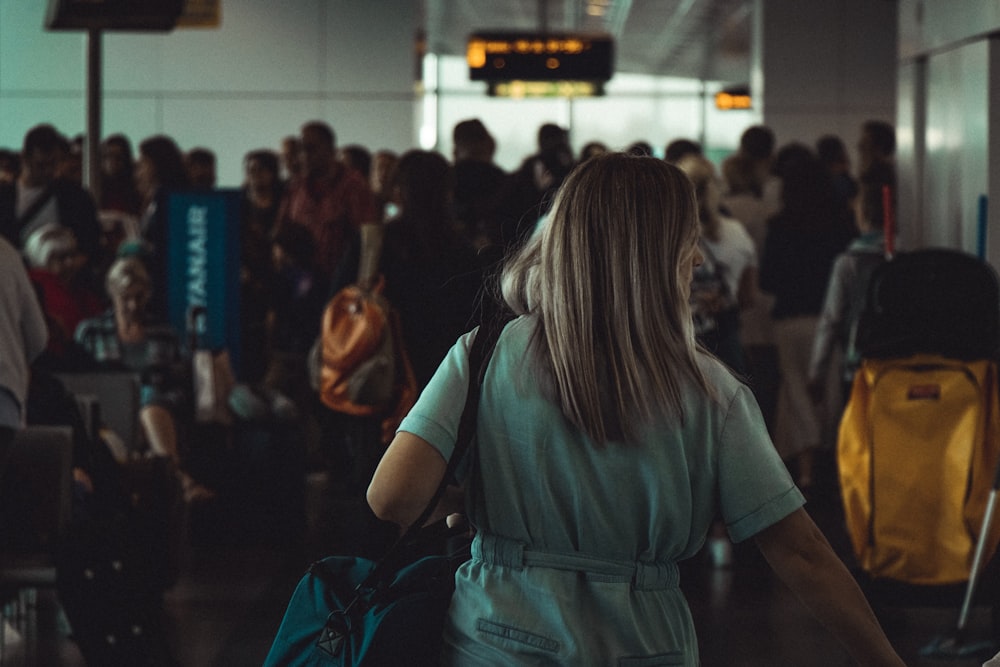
[275,121,377,292]
[23,224,104,364]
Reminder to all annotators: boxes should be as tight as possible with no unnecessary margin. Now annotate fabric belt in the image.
[472,533,679,591]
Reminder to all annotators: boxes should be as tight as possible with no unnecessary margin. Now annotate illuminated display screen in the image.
[714,89,752,110]
[467,32,614,82]
[488,80,605,98]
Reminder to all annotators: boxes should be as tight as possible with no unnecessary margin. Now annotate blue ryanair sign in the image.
[167,190,242,374]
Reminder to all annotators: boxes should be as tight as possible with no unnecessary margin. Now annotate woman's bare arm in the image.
[754,508,905,666]
[367,430,460,528]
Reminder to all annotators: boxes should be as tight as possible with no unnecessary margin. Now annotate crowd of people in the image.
[0,115,919,663]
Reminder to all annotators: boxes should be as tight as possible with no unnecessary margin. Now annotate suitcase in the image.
[838,248,1000,587]
[55,503,177,666]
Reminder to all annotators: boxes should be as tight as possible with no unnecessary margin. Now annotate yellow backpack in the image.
[838,354,1000,585]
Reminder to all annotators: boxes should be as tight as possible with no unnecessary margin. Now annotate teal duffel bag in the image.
[264,542,466,666]
[265,315,508,666]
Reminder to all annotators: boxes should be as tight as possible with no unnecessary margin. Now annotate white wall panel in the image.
[160,99,324,184]
[0,3,85,93]
[104,0,326,94]
[922,41,989,253]
[760,0,844,112]
[319,99,418,156]
[898,0,1000,60]
[324,1,418,94]
[0,94,87,144]
[0,0,416,187]
[104,34,166,93]
[895,59,923,251]
[758,0,896,165]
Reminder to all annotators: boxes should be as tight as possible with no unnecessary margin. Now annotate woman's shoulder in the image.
[695,352,749,405]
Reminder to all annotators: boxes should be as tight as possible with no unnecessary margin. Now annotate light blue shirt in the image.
[399,315,803,665]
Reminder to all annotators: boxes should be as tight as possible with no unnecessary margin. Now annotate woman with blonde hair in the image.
[367,153,903,665]
[676,153,757,373]
[76,256,213,502]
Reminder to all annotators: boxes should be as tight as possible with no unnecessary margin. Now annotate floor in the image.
[2,453,998,666]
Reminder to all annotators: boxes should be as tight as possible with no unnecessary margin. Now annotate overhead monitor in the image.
[468,32,614,83]
[45,0,185,31]
[715,85,752,110]
[488,80,605,98]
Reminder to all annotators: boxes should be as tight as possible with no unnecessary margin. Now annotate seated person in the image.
[74,256,213,502]
[23,224,105,369]
[25,366,129,521]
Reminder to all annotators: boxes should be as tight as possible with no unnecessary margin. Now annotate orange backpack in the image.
[316,225,418,443]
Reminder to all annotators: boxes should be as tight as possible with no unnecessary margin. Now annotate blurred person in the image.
[323,149,485,503]
[338,144,372,183]
[136,134,190,324]
[368,153,905,667]
[99,133,142,216]
[720,152,782,430]
[97,133,143,281]
[275,120,378,290]
[280,135,303,184]
[0,124,102,286]
[23,224,104,367]
[75,257,214,502]
[185,147,217,191]
[381,150,484,389]
[241,149,284,383]
[857,120,896,178]
[498,123,574,253]
[759,147,853,491]
[451,118,506,250]
[0,235,48,475]
[370,149,399,222]
[677,154,757,374]
[0,149,20,184]
[57,133,84,186]
[626,140,654,156]
[665,138,702,164]
[816,134,858,225]
[537,122,570,154]
[808,162,895,406]
[578,140,608,162]
[264,222,326,410]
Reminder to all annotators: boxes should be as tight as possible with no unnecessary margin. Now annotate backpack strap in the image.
[356,311,511,590]
[15,185,56,240]
[357,223,385,288]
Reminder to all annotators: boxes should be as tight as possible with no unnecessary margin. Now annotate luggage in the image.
[265,314,508,667]
[852,247,1000,361]
[838,248,1000,587]
[312,224,419,445]
[55,511,176,666]
[55,456,182,666]
[839,354,1000,584]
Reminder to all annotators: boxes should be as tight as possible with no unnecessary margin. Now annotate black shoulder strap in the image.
[407,312,509,533]
[355,313,511,591]
[17,185,56,231]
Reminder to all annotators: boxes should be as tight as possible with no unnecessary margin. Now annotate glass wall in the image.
[421,54,761,170]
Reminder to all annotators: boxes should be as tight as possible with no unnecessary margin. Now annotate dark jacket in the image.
[0,179,102,265]
[380,219,485,389]
[759,213,852,320]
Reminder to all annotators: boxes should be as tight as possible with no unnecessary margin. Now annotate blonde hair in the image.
[501,153,711,443]
[105,256,152,300]
[675,154,723,242]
